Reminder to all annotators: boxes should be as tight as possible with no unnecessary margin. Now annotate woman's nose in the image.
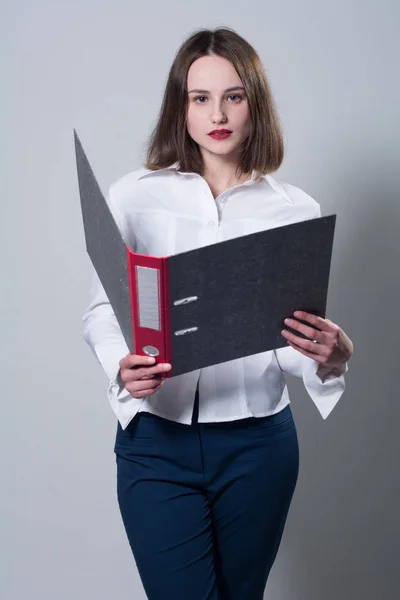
[211,109,227,124]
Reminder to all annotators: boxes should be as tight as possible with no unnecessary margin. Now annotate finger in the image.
[140,370,169,381]
[130,384,163,398]
[126,377,163,394]
[286,339,327,363]
[281,329,330,357]
[120,362,171,383]
[283,317,325,344]
[293,311,337,333]
[134,363,171,379]
[120,354,157,370]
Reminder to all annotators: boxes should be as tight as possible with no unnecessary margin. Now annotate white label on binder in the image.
[136,266,161,331]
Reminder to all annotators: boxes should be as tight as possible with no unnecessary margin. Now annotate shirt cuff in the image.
[316,361,348,382]
[301,357,348,419]
[94,343,147,429]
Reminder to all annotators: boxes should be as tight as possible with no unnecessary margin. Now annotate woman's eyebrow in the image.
[188,86,245,94]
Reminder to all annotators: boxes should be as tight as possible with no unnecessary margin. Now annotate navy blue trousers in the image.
[114,386,299,599]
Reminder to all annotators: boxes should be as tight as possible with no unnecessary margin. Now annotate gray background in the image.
[2,1,399,598]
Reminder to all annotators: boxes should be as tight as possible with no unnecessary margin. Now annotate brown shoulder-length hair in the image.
[144,27,284,179]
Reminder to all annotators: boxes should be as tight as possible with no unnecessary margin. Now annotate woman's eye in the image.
[193,94,244,103]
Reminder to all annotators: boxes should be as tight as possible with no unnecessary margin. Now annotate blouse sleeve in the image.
[274,345,348,419]
[82,185,145,423]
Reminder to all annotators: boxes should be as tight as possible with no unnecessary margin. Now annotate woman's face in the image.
[186,55,250,164]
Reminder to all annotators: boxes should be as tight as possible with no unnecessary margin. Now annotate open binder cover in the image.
[74,130,336,378]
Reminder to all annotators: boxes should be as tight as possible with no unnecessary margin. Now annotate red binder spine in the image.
[126,247,172,376]
[160,256,173,376]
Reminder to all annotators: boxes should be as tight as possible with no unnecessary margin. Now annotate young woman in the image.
[83,27,353,600]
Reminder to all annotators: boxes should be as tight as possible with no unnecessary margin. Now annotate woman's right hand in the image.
[118,354,172,398]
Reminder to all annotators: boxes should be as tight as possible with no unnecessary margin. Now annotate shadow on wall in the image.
[265,150,400,600]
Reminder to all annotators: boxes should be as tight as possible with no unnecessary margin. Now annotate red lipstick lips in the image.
[208,129,233,140]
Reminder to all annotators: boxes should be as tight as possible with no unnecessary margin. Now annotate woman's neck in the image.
[203,171,252,199]
[202,158,252,198]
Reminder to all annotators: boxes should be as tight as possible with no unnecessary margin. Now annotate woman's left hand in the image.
[281,310,354,368]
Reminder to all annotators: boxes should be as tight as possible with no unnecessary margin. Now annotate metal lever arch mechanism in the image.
[174,327,199,336]
[173,296,199,306]
[173,295,199,336]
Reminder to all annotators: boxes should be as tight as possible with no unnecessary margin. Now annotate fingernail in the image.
[148,357,156,364]
[164,364,171,371]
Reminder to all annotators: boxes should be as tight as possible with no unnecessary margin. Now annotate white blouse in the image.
[82,163,348,429]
